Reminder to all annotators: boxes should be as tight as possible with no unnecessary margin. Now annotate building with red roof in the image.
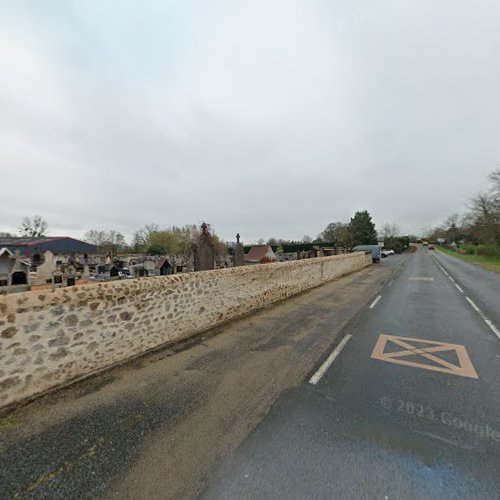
[244,245,278,265]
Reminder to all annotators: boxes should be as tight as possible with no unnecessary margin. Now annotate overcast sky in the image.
[1,0,499,243]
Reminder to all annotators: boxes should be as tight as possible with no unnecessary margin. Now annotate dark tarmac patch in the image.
[0,385,207,500]
[73,374,117,398]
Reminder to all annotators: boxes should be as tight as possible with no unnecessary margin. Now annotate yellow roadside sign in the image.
[371,334,478,379]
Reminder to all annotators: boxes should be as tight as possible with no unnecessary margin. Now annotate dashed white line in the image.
[455,283,464,294]
[309,334,352,385]
[369,295,382,309]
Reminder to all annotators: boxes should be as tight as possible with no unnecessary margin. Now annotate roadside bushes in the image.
[460,245,477,255]
[477,245,500,258]
[384,236,410,254]
[281,242,335,253]
[457,244,500,258]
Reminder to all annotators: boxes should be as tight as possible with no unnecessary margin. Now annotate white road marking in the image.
[309,334,352,385]
[432,255,500,342]
[431,257,450,277]
[369,295,382,309]
[388,280,394,287]
[464,297,500,341]
[485,320,500,341]
[466,296,481,313]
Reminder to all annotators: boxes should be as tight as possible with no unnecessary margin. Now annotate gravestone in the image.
[34,251,56,285]
[65,264,77,285]
[234,233,244,267]
[96,264,107,275]
[82,264,90,278]
[11,251,30,285]
[193,223,215,271]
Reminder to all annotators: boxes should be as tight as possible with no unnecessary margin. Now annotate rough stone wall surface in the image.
[0,252,370,410]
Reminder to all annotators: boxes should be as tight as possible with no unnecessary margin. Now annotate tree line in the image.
[3,208,412,256]
[262,211,408,254]
[318,211,409,253]
[425,169,500,251]
[85,224,226,258]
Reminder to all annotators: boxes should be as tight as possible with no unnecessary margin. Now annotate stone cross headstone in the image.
[194,223,215,271]
[234,233,244,267]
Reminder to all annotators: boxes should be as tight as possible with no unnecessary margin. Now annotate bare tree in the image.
[490,168,500,193]
[469,192,500,245]
[132,223,160,249]
[19,215,48,237]
[84,229,127,257]
[489,168,500,213]
[381,223,402,239]
[84,230,106,246]
[320,222,347,243]
[337,225,354,248]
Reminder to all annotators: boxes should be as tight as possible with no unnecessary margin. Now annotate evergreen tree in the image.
[349,210,378,246]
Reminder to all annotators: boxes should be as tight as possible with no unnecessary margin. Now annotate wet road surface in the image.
[0,257,399,500]
[201,247,500,499]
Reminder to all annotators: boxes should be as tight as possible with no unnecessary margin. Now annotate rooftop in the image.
[0,236,91,247]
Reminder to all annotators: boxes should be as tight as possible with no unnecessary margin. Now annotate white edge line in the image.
[465,297,500,342]
[432,256,449,276]
[309,334,352,385]
[465,296,481,313]
[369,295,382,309]
[433,256,500,342]
[485,320,500,341]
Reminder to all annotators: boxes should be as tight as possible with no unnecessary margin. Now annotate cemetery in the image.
[0,225,348,295]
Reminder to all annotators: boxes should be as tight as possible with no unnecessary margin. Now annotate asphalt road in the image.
[0,257,400,500]
[201,247,500,499]
[431,249,500,334]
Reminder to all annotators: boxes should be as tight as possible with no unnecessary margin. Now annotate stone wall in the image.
[0,252,371,410]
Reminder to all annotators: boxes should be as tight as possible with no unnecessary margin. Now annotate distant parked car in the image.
[382,249,395,257]
[428,245,435,250]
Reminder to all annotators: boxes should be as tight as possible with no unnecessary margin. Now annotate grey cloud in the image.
[1,0,499,242]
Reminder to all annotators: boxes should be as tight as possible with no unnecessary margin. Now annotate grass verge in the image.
[435,246,500,273]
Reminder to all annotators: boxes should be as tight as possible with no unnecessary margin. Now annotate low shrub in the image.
[461,245,477,256]
[476,245,500,258]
